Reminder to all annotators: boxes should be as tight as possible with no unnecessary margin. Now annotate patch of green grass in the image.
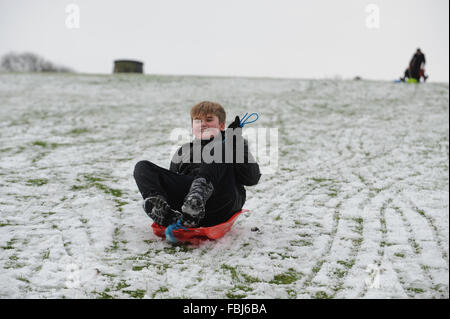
[221,264,261,291]
[105,227,121,253]
[4,252,26,269]
[336,259,355,269]
[286,288,297,298]
[0,222,13,227]
[394,252,405,258]
[235,285,253,292]
[42,212,56,217]
[115,280,130,290]
[241,273,261,284]
[105,240,119,252]
[408,238,421,254]
[71,185,88,191]
[225,283,254,298]
[421,265,430,271]
[407,287,425,294]
[269,268,300,285]
[72,174,123,198]
[353,217,364,231]
[41,249,50,260]
[311,260,325,276]
[26,178,48,186]
[0,147,13,153]
[32,141,48,147]
[225,291,247,299]
[83,174,104,183]
[332,268,347,279]
[123,289,146,299]
[16,276,31,284]
[416,208,426,217]
[152,287,169,298]
[113,199,128,207]
[15,145,27,154]
[333,211,341,223]
[313,290,333,299]
[290,239,313,247]
[352,238,363,246]
[32,140,60,149]
[380,218,387,234]
[2,238,18,250]
[268,251,298,260]
[312,177,329,183]
[113,199,128,211]
[93,290,114,299]
[328,191,338,197]
[132,265,146,271]
[221,264,239,282]
[92,182,123,197]
[68,128,90,135]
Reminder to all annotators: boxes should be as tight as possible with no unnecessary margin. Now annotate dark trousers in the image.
[133,161,242,226]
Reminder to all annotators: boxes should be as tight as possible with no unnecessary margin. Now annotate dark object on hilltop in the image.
[0,52,73,73]
[399,48,428,83]
[113,60,144,73]
[353,76,362,81]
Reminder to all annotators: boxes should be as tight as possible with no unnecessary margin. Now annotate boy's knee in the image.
[134,160,157,177]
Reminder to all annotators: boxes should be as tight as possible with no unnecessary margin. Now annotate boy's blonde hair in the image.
[190,101,226,124]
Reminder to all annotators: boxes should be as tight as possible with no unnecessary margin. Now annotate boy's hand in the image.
[224,116,245,163]
[227,116,241,130]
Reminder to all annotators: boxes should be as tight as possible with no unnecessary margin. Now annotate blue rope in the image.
[165,219,188,244]
[222,112,259,144]
[239,112,259,127]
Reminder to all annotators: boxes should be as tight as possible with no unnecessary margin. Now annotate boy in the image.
[133,101,261,228]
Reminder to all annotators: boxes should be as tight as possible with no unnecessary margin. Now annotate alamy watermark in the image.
[65,3,80,29]
[168,127,279,174]
[365,4,380,29]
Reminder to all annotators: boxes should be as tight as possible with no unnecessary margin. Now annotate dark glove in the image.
[224,116,245,163]
[227,116,241,130]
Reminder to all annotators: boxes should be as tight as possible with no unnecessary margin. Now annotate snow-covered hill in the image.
[0,73,448,298]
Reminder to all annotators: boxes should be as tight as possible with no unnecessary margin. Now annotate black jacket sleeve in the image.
[169,146,183,173]
[233,139,261,186]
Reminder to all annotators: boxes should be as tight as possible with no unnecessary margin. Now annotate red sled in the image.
[151,209,249,243]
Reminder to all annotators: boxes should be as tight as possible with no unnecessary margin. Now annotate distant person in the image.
[400,48,428,82]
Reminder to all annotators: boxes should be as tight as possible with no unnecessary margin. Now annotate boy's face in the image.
[192,113,225,140]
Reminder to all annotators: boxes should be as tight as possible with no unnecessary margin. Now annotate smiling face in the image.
[192,113,225,140]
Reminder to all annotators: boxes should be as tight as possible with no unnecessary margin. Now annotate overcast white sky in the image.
[0,0,448,82]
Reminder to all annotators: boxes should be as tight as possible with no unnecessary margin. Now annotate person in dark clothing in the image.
[401,48,428,82]
[133,101,261,228]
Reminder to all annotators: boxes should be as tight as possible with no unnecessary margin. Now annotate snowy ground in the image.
[0,73,448,299]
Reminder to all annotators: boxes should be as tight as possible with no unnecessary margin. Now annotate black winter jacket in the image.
[169,130,261,210]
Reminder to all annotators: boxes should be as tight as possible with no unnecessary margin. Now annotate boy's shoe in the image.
[181,177,214,227]
[143,195,182,227]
